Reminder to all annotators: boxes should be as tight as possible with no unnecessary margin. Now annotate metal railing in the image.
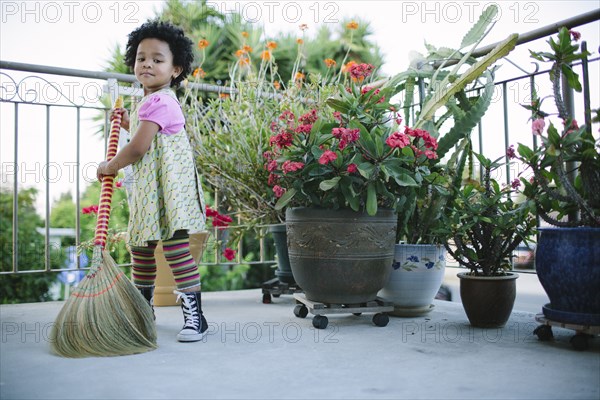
[1,10,598,276]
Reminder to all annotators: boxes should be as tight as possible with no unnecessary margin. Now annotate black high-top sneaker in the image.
[138,286,155,320]
[174,290,208,342]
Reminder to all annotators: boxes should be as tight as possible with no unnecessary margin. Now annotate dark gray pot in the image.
[458,272,518,328]
[285,207,396,304]
[267,224,295,285]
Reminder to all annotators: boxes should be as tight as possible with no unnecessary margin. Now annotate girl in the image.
[97,20,207,342]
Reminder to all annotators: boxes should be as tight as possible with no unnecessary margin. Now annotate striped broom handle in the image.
[94,97,124,248]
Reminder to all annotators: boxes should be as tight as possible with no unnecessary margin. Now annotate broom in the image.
[50,97,157,358]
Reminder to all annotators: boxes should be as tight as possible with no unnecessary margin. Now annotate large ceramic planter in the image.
[378,244,446,316]
[458,272,518,328]
[286,207,396,304]
[268,224,295,284]
[535,227,600,325]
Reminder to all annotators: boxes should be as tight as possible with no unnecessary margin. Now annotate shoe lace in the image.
[174,290,200,330]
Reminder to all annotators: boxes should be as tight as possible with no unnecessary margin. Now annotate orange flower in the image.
[243,44,253,53]
[193,67,206,78]
[296,38,304,45]
[241,31,249,38]
[235,49,245,58]
[261,50,271,61]
[295,72,305,81]
[239,57,250,66]
[324,58,337,68]
[266,41,277,50]
[346,21,359,30]
[198,39,209,49]
[219,93,230,98]
[273,81,281,90]
[342,61,357,73]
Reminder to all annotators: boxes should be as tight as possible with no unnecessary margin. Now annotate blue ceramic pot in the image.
[535,227,600,325]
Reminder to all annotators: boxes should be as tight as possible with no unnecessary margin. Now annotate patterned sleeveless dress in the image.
[126,88,206,246]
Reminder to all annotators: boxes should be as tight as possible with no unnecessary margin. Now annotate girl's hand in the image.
[111,108,130,131]
[97,161,117,182]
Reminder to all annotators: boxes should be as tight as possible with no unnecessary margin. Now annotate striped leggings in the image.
[130,231,200,290]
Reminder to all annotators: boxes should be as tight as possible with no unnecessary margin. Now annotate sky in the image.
[1,0,599,213]
[1,1,599,74]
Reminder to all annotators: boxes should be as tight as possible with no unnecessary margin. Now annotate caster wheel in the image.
[372,313,389,327]
[353,313,362,316]
[312,315,328,329]
[262,293,272,304]
[293,304,308,318]
[533,325,553,341]
[570,334,590,351]
[273,294,281,298]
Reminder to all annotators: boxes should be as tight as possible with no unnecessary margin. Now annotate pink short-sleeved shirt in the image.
[137,92,185,135]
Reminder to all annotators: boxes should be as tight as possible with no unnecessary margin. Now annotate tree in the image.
[0,188,60,303]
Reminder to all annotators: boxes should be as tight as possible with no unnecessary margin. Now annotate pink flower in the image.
[532,118,545,136]
[212,213,233,227]
[511,178,521,189]
[347,163,358,173]
[279,110,295,124]
[299,109,318,124]
[424,150,438,160]
[318,150,337,165]
[569,30,581,41]
[268,173,280,186]
[222,248,236,261]
[348,63,374,82]
[295,124,312,134]
[360,86,385,103]
[282,160,305,174]
[273,185,286,198]
[333,111,343,123]
[205,206,219,217]
[82,205,99,215]
[506,145,516,159]
[266,160,278,172]
[385,132,410,149]
[115,180,123,188]
[269,132,294,149]
[563,119,579,135]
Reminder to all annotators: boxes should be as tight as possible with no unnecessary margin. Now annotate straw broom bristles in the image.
[50,97,157,357]
[50,247,157,357]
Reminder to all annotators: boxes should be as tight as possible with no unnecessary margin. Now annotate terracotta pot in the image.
[458,272,518,328]
[153,232,209,307]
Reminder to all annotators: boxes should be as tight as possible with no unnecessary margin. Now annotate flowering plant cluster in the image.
[266,63,439,216]
[513,27,600,227]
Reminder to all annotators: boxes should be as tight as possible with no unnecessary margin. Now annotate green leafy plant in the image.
[514,27,600,227]
[437,152,537,276]
[389,4,518,244]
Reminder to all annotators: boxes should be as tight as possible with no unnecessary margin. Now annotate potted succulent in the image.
[513,27,600,325]
[437,151,537,328]
[379,4,519,316]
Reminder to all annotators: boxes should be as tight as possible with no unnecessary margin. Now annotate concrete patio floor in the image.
[1,288,599,400]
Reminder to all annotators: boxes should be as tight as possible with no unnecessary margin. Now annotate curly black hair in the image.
[124,20,194,87]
